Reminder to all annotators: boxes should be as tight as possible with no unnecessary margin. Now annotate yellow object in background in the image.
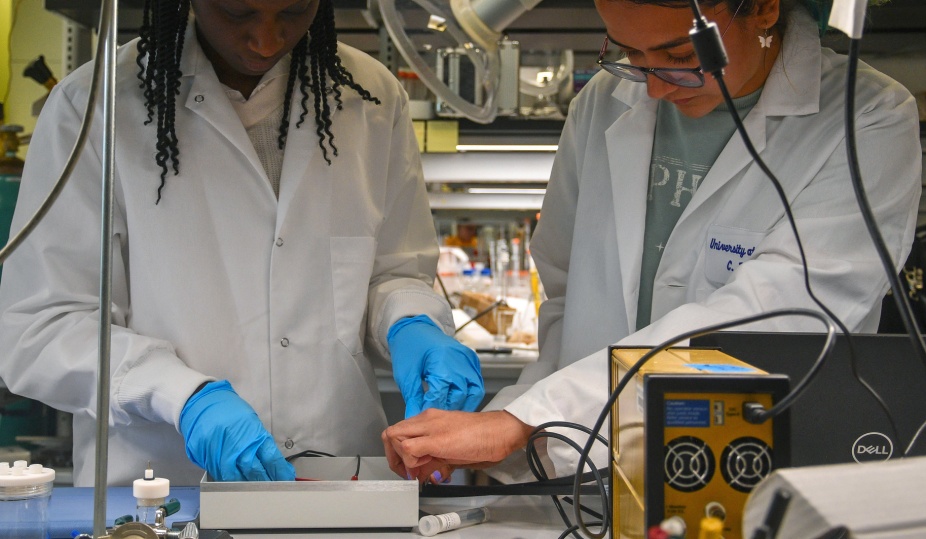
[530,265,541,317]
[412,120,426,153]
[425,120,458,153]
[698,516,723,539]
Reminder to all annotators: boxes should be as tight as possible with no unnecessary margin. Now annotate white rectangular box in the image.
[199,457,418,530]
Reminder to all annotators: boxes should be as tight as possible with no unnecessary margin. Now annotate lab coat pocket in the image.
[330,236,376,356]
[703,225,766,286]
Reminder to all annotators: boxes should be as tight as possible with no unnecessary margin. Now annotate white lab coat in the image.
[0,25,453,486]
[495,10,922,479]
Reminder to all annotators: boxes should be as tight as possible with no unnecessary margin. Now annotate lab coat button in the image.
[194,95,204,103]
[284,439,294,449]
[281,337,290,347]
[275,237,284,246]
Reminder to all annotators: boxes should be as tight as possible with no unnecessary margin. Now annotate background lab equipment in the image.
[0,0,924,537]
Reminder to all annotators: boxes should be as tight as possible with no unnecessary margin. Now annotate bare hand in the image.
[381,409,534,483]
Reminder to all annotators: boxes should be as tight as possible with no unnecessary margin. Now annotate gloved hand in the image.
[179,380,295,482]
[388,314,485,419]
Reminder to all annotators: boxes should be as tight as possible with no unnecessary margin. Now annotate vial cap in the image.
[133,476,169,499]
[0,461,55,487]
[417,515,441,537]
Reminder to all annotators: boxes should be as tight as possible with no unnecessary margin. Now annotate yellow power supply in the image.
[609,347,790,539]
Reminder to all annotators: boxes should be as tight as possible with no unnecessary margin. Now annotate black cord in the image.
[906,418,926,456]
[679,0,898,434]
[571,308,835,539]
[453,299,505,334]
[525,426,610,539]
[842,38,926,456]
[707,72,899,441]
[562,497,604,521]
[285,449,336,462]
[434,273,454,307]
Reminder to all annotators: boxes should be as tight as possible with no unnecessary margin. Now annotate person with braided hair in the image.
[0,0,484,486]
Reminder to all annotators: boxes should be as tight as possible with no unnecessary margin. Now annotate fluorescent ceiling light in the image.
[455,144,558,152]
[467,188,547,195]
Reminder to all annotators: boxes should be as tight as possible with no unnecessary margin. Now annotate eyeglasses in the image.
[596,37,705,88]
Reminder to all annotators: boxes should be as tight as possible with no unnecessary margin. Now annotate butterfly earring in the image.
[759,28,773,48]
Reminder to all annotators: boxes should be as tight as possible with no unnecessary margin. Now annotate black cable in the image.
[285,449,336,461]
[524,422,608,537]
[844,38,926,373]
[682,0,897,431]
[0,2,112,266]
[571,308,835,539]
[842,38,926,456]
[419,481,603,497]
[434,273,454,307]
[905,418,926,456]
[562,497,604,521]
[453,299,505,334]
[525,427,610,539]
[709,64,901,441]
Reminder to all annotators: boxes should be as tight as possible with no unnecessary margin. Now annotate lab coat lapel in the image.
[673,9,822,229]
[278,79,353,226]
[606,84,658,328]
[676,102,768,223]
[275,95,335,232]
[179,19,270,184]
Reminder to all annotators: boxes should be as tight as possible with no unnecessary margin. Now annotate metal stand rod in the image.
[93,0,118,535]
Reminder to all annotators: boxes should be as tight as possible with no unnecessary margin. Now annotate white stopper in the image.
[0,460,55,487]
[133,465,169,499]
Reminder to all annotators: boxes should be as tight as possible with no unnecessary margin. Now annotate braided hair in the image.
[135,0,380,203]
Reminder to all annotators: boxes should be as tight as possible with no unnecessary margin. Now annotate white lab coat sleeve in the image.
[628,79,922,348]
[0,76,211,430]
[501,347,611,481]
[366,97,454,360]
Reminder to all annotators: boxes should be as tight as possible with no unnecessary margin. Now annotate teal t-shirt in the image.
[636,90,762,330]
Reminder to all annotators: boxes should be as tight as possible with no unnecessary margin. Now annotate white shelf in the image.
[421,152,554,184]
[428,192,545,210]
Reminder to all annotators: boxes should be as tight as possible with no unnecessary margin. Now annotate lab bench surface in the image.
[49,489,586,538]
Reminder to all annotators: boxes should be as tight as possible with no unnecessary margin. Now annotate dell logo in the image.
[852,432,894,463]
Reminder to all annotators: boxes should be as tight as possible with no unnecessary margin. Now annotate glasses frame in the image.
[596,37,706,88]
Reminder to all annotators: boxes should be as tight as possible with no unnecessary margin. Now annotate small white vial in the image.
[133,465,169,525]
[418,507,489,537]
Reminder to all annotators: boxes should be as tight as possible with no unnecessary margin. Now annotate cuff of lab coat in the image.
[502,348,611,479]
[484,443,553,484]
[376,290,455,358]
[114,348,214,430]
[482,383,533,412]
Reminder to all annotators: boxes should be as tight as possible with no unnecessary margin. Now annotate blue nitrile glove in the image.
[387,314,485,419]
[179,380,295,482]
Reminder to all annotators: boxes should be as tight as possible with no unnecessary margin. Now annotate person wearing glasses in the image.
[382,0,921,483]
[0,0,485,487]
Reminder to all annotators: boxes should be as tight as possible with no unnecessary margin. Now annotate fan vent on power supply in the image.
[721,436,773,492]
[664,436,715,492]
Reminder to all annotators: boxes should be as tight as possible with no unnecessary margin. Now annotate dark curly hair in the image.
[135,0,380,203]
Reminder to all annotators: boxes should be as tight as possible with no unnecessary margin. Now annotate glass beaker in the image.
[0,461,55,539]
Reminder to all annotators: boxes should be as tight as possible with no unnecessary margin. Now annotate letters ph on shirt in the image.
[649,158,705,207]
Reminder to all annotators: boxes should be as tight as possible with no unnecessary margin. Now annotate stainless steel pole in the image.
[93,0,118,535]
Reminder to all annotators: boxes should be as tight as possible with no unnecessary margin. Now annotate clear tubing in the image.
[418,507,489,536]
